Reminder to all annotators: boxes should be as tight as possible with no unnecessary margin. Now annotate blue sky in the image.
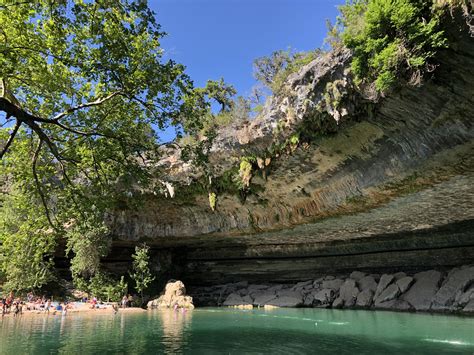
[151,0,343,140]
[153,0,343,96]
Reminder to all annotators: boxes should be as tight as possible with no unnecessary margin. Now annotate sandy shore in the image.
[1,305,146,318]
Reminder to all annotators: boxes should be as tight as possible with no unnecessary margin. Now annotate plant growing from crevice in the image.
[208,192,217,211]
[237,156,256,189]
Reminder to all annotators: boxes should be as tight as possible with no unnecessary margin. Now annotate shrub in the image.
[339,0,449,92]
[254,49,323,94]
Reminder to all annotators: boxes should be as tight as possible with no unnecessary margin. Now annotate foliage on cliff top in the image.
[338,0,464,92]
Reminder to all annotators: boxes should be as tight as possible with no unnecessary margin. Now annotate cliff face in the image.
[104,19,474,286]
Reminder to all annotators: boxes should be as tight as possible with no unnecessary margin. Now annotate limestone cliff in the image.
[103,15,474,287]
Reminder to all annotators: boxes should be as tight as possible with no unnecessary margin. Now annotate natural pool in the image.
[0,308,473,354]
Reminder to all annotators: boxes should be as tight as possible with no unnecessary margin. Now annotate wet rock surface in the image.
[189,265,474,315]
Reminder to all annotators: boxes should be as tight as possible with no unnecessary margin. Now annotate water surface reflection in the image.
[0,308,472,354]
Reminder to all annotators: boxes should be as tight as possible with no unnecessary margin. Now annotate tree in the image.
[0,186,56,292]
[253,50,292,88]
[0,1,207,291]
[0,0,202,227]
[202,78,237,112]
[130,244,155,306]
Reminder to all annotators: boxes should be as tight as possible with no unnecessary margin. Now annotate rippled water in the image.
[0,308,473,354]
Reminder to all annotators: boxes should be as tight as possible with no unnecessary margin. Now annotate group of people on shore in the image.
[1,291,72,317]
[121,294,134,308]
[1,291,140,318]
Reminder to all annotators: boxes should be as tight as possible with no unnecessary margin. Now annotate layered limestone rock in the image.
[190,265,474,314]
[98,17,474,297]
[111,24,474,240]
[147,280,194,309]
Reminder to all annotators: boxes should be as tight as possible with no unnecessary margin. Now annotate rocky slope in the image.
[102,15,474,306]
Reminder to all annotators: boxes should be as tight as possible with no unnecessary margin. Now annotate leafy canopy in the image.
[0,0,206,292]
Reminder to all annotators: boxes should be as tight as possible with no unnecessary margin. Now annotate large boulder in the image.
[393,272,407,280]
[463,300,474,313]
[332,297,344,308]
[374,284,400,305]
[339,279,359,307]
[396,276,414,294]
[303,293,315,306]
[148,280,194,309]
[312,289,336,307]
[356,290,374,308]
[401,270,442,311]
[455,286,474,307]
[374,274,394,300]
[431,266,474,311]
[357,276,378,293]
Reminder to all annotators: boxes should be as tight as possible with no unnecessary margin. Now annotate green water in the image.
[0,308,472,354]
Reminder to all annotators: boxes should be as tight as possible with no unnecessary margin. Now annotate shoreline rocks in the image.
[188,265,474,315]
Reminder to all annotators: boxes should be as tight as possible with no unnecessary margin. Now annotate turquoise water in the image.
[0,308,473,354]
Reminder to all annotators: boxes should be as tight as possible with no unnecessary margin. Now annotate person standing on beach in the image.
[121,295,128,308]
[13,301,21,317]
[1,298,6,316]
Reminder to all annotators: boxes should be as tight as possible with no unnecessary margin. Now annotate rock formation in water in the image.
[147,280,194,309]
[95,10,474,310]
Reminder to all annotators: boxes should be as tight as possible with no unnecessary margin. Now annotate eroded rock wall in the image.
[111,26,474,240]
[106,20,474,294]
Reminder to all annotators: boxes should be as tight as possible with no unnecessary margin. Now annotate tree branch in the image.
[32,140,57,230]
[0,97,56,124]
[26,118,62,160]
[53,91,123,121]
[0,117,15,128]
[0,119,21,160]
[53,120,116,139]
